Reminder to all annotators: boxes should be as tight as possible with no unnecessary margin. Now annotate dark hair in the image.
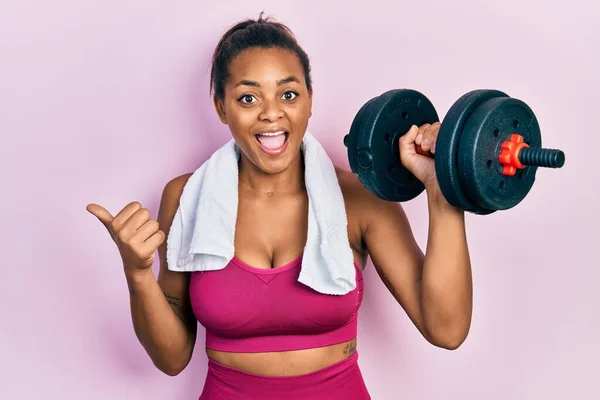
[210,13,312,101]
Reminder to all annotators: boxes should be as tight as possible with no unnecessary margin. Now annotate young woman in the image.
[87,14,473,399]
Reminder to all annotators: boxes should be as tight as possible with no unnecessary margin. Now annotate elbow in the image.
[155,357,191,376]
[161,365,185,377]
[425,322,471,350]
[432,332,468,350]
[140,332,197,377]
[148,343,195,377]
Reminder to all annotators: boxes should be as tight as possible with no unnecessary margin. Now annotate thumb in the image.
[86,203,114,228]
[399,125,419,155]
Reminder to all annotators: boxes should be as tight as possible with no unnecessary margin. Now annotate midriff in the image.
[205,337,358,376]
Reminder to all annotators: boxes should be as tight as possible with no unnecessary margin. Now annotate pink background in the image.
[1,1,598,399]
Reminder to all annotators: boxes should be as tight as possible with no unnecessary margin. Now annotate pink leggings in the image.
[198,352,371,399]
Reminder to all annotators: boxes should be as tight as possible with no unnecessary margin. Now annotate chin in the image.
[255,151,300,175]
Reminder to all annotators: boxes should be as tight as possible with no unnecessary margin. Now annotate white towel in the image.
[166,132,357,295]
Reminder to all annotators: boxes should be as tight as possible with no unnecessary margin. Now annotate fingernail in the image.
[432,141,436,153]
[415,134,423,144]
[422,139,431,149]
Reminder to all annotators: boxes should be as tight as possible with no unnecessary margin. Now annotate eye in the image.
[238,94,257,104]
[282,91,299,101]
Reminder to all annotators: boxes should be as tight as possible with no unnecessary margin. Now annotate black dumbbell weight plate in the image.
[458,97,541,211]
[436,90,509,214]
[345,96,392,199]
[350,89,439,201]
[345,96,378,176]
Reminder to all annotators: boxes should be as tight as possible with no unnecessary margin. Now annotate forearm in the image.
[420,185,473,348]
[126,269,196,374]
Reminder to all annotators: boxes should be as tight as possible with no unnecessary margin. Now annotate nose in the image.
[258,98,284,122]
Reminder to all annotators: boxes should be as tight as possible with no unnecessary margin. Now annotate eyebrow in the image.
[234,76,300,88]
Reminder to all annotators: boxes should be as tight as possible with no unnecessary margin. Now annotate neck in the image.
[238,152,306,197]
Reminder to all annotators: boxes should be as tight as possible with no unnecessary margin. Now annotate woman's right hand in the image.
[86,201,165,272]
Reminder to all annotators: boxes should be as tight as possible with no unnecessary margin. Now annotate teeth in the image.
[257,130,285,136]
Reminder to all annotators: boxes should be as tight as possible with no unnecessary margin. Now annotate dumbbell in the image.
[343,89,565,215]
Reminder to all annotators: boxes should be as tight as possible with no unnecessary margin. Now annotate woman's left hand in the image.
[398,123,441,189]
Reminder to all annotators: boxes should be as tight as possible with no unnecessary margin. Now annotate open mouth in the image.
[255,130,289,154]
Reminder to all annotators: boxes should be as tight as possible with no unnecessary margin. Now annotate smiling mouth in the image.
[255,130,289,152]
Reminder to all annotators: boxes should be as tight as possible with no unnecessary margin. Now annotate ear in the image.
[213,96,228,124]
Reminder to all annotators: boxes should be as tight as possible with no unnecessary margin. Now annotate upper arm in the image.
[156,173,197,331]
[338,169,429,338]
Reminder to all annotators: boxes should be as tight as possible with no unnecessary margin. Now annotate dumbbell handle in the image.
[414,133,565,176]
[415,144,435,158]
[518,147,565,168]
[416,144,565,168]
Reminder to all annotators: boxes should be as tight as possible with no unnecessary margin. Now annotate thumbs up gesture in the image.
[86,201,165,272]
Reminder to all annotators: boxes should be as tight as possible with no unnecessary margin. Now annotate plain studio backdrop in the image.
[1,0,598,399]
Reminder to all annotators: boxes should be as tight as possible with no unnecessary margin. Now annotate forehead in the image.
[227,47,305,84]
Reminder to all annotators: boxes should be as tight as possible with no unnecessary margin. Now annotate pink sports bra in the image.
[189,254,364,353]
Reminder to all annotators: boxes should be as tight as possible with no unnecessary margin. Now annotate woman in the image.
[87,14,472,399]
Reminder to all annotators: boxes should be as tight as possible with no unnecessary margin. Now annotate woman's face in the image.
[215,47,313,175]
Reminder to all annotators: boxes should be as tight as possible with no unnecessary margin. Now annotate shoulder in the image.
[334,166,407,233]
[335,167,370,200]
[334,166,386,210]
[163,173,193,198]
[158,173,193,221]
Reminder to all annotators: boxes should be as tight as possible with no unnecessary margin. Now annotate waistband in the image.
[200,352,370,399]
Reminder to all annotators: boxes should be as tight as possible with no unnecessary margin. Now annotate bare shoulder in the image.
[160,173,193,211]
[334,167,388,201]
[334,166,402,229]
[156,173,194,301]
[334,167,363,200]
[157,172,193,262]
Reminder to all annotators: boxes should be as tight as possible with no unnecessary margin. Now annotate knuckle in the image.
[116,229,129,243]
[149,220,160,231]
[140,208,151,219]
